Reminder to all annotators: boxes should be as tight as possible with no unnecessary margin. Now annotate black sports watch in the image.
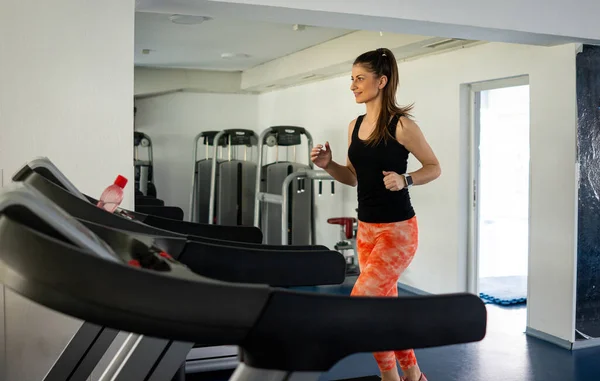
[403,173,413,188]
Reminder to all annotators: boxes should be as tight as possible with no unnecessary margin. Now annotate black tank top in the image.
[347,114,415,223]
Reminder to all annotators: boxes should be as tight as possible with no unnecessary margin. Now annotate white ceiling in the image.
[135,12,354,71]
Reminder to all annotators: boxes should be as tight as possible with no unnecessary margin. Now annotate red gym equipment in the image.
[327,217,360,275]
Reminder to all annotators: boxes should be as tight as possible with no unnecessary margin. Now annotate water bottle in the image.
[97,175,128,213]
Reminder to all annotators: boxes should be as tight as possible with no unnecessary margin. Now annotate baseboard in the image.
[525,327,573,350]
[397,282,431,296]
[572,337,600,350]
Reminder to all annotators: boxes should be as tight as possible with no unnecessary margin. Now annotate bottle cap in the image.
[114,175,128,188]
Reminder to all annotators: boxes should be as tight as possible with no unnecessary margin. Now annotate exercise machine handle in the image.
[327,217,356,239]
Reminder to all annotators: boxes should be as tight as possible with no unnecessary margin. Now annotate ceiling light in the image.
[169,14,212,25]
[221,52,251,60]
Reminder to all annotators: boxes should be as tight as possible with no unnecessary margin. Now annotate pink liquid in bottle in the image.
[97,175,128,213]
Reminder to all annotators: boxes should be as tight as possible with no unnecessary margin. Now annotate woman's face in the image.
[350,64,385,104]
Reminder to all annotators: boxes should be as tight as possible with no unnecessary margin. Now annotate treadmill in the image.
[0,182,488,381]
[10,158,348,378]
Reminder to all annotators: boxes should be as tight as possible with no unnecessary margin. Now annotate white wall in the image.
[135,92,259,219]
[0,1,135,380]
[258,42,579,343]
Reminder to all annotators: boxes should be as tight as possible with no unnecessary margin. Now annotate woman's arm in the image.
[397,116,441,185]
[313,119,358,187]
[383,116,441,191]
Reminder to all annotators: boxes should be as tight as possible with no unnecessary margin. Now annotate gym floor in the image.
[187,285,600,381]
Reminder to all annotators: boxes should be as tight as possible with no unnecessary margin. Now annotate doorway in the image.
[469,77,530,318]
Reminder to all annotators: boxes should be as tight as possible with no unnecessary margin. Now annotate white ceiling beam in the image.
[240,31,479,92]
[134,67,246,97]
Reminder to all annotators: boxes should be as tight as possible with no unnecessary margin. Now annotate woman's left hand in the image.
[382,171,406,191]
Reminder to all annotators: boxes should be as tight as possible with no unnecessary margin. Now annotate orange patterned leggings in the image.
[350,216,419,372]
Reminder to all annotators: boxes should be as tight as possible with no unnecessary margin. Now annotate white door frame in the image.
[466,75,530,295]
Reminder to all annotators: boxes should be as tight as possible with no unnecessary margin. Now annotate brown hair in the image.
[353,47,414,145]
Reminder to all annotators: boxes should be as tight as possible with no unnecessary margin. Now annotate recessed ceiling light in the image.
[221,52,251,60]
[169,14,212,25]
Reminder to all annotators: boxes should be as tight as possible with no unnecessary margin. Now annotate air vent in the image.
[423,38,467,49]
[169,15,212,25]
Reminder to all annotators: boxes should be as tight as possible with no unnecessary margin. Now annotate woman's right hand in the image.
[311,141,332,169]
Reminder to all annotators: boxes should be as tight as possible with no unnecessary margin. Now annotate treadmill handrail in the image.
[0,211,271,344]
[241,289,487,371]
[0,183,120,262]
[177,241,346,287]
[13,157,90,202]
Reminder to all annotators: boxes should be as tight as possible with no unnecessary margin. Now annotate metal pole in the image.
[188,132,204,222]
[146,134,153,164]
[145,134,154,195]
[248,131,260,225]
[301,129,315,243]
[303,129,314,169]
[281,171,307,245]
[228,135,232,162]
[208,130,226,225]
[139,167,148,196]
[253,128,272,228]
[257,192,283,204]
[303,169,333,180]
